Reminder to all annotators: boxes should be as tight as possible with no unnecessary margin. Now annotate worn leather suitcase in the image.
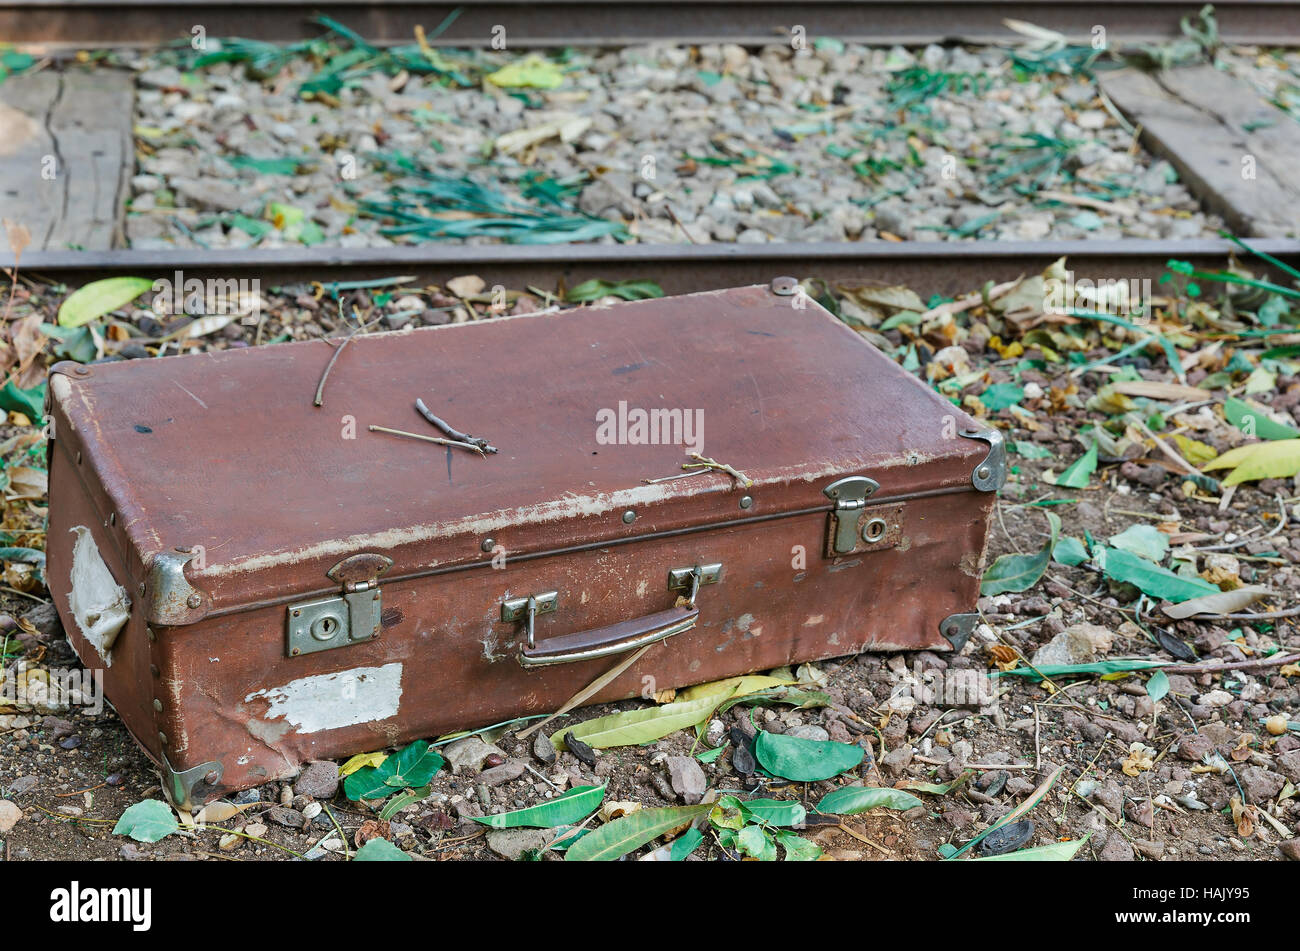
[44,282,1003,807]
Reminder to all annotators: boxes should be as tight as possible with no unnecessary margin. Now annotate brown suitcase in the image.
[44,282,1002,808]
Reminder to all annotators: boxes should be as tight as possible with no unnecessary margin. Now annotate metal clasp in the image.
[286,553,393,657]
[667,562,722,605]
[501,591,559,651]
[823,476,880,555]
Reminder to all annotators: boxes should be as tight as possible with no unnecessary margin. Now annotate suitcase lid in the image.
[49,283,999,622]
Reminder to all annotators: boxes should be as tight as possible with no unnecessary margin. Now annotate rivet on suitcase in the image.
[45,284,1003,807]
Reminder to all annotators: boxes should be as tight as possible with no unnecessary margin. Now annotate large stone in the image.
[1031,623,1113,667]
[294,760,339,800]
[1238,766,1285,804]
[1275,750,1300,784]
[1098,834,1135,861]
[486,828,550,861]
[478,759,527,787]
[443,736,505,774]
[666,756,707,804]
[0,800,21,833]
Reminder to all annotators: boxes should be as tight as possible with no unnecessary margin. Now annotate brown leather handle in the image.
[518,604,698,668]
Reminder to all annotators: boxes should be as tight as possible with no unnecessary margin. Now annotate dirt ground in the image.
[0,272,1297,862]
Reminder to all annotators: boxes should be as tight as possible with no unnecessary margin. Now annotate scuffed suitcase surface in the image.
[45,284,998,803]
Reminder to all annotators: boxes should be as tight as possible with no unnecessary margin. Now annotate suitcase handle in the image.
[517,603,699,668]
[514,563,711,667]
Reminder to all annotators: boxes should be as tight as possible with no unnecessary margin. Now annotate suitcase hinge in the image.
[822,476,881,555]
[286,553,393,657]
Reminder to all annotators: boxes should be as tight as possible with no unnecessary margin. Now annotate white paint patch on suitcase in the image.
[245,663,403,733]
[67,525,130,666]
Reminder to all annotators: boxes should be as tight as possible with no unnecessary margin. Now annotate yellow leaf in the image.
[1172,434,1218,465]
[1202,439,1300,486]
[677,674,793,704]
[485,54,565,89]
[339,751,387,776]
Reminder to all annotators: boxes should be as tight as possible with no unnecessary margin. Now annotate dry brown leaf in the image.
[1121,742,1156,777]
[3,218,31,259]
[1109,381,1212,402]
[9,314,48,389]
[6,466,47,500]
[1230,795,1257,838]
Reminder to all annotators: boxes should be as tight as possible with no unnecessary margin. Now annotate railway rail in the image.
[11,239,1300,299]
[6,0,1300,49]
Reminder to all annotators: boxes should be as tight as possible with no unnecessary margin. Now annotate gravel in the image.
[117,40,1238,249]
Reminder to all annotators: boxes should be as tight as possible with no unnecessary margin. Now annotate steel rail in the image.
[5,0,1300,49]
[9,239,1300,298]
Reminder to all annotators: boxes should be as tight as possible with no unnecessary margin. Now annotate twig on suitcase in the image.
[368,425,486,456]
[681,453,753,488]
[516,643,656,740]
[414,398,498,454]
[313,323,360,407]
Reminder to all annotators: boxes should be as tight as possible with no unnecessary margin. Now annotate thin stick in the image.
[517,643,655,740]
[414,398,497,453]
[313,326,360,407]
[1162,652,1299,676]
[683,453,753,487]
[664,203,698,244]
[369,425,485,456]
[1178,606,1300,621]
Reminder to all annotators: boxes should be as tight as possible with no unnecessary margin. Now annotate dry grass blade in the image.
[516,644,655,740]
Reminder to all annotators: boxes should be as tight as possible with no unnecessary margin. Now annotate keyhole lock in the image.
[311,615,341,641]
[862,517,888,544]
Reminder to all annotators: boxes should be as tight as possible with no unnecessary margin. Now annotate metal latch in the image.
[287,553,393,657]
[501,591,559,653]
[823,476,881,555]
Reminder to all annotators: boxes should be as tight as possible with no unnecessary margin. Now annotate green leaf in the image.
[669,827,704,860]
[0,381,45,420]
[753,731,864,782]
[379,786,430,821]
[815,786,923,815]
[1097,547,1219,602]
[994,659,1168,681]
[471,785,605,829]
[1224,396,1300,441]
[1146,669,1170,703]
[735,822,771,858]
[565,804,712,861]
[1107,523,1169,563]
[981,511,1060,596]
[343,740,445,801]
[113,800,178,843]
[980,382,1024,412]
[1053,535,1088,566]
[969,834,1089,861]
[738,798,806,827]
[776,830,823,861]
[1053,439,1098,488]
[566,279,665,303]
[552,694,729,750]
[58,277,155,327]
[226,155,305,175]
[352,838,412,861]
[1012,440,1054,459]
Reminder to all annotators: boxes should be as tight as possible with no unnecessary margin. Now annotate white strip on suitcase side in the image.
[245,662,403,733]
